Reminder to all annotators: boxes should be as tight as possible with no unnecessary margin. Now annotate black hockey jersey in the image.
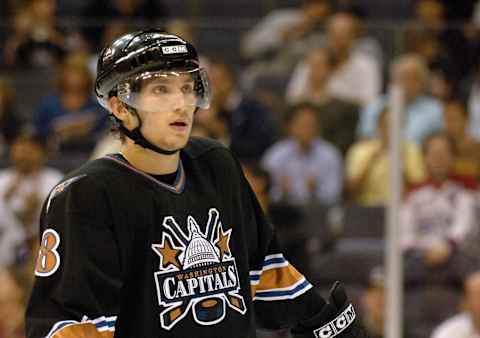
[26,137,325,338]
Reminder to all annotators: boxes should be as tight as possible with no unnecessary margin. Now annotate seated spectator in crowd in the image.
[0,78,23,156]
[429,67,455,103]
[194,105,230,146]
[287,12,381,107]
[241,0,331,86]
[285,48,359,155]
[467,65,480,141]
[361,267,385,338]
[0,131,63,247]
[407,0,473,82]
[431,271,480,338]
[87,21,136,76]
[3,0,66,68]
[361,267,414,338]
[443,98,480,181]
[0,200,24,270]
[82,0,169,47]
[401,132,477,286]
[0,269,25,338]
[262,104,342,206]
[346,107,426,206]
[166,19,195,44]
[241,162,271,214]
[33,53,107,153]
[358,54,443,145]
[207,59,278,161]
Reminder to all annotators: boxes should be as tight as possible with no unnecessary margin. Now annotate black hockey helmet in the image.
[94,29,210,155]
[95,28,210,112]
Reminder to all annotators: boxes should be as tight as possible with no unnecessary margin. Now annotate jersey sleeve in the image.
[234,157,326,330]
[25,174,123,338]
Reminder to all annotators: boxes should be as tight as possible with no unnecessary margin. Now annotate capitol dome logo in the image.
[152,208,246,330]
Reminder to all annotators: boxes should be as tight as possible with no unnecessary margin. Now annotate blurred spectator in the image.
[207,59,278,162]
[358,54,443,145]
[241,0,331,90]
[439,0,475,21]
[287,12,381,107]
[405,0,473,83]
[82,0,168,48]
[361,267,385,338]
[87,21,136,76]
[0,78,23,155]
[166,19,195,44]
[0,131,63,244]
[429,67,455,102]
[262,103,342,206]
[431,271,480,338]
[33,53,107,153]
[0,200,24,270]
[3,0,66,68]
[241,162,271,214]
[0,269,25,338]
[401,132,477,285]
[242,0,331,62]
[346,107,426,206]
[194,105,230,146]
[287,47,334,104]
[361,267,414,338]
[242,162,272,214]
[244,159,312,278]
[467,66,480,141]
[443,98,480,180]
[285,48,359,155]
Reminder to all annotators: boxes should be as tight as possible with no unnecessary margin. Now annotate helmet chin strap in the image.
[114,104,180,156]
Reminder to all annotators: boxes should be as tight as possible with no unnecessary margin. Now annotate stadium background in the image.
[1,0,480,337]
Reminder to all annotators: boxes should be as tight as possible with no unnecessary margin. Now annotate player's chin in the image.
[162,134,190,151]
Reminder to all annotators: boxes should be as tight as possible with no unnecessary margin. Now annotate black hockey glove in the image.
[291,282,370,338]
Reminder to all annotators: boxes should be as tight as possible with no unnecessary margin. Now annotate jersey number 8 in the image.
[35,229,61,277]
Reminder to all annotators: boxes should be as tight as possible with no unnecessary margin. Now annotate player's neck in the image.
[120,142,180,175]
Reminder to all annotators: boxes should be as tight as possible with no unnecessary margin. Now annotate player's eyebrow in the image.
[144,76,194,86]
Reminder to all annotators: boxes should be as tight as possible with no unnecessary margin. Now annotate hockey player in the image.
[25,30,368,338]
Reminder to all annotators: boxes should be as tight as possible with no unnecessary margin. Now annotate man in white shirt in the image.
[432,271,480,338]
[0,132,63,243]
[401,132,477,286]
[262,103,342,206]
[286,12,381,107]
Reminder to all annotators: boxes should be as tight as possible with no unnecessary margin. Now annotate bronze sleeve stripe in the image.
[251,264,305,297]
[51,322,113,338]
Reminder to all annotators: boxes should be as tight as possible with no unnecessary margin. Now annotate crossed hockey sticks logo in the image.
[152,208,247,330]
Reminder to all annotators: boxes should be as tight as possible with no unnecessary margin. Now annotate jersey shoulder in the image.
[45,158,121,213]
[183,137,229,159]
[183,137,241,171]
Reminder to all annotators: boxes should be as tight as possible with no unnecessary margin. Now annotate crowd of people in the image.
[2,0,480,337]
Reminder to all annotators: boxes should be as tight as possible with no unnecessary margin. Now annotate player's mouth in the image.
[169,121,189,132]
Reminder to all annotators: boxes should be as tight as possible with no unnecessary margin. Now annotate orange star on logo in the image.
[152,238,181,269]
[215,225,232,260]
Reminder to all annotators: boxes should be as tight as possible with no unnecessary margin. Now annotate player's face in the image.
[136,74,196,151]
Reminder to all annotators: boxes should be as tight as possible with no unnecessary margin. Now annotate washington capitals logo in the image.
[152,208,247,330]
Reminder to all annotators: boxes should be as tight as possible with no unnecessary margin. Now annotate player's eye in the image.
[151,85,169,95]
[181,84,194,94]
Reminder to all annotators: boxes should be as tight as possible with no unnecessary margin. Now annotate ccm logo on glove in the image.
[313,304,356,338]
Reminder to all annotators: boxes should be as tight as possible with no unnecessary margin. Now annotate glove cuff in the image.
[312,303,356,338]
